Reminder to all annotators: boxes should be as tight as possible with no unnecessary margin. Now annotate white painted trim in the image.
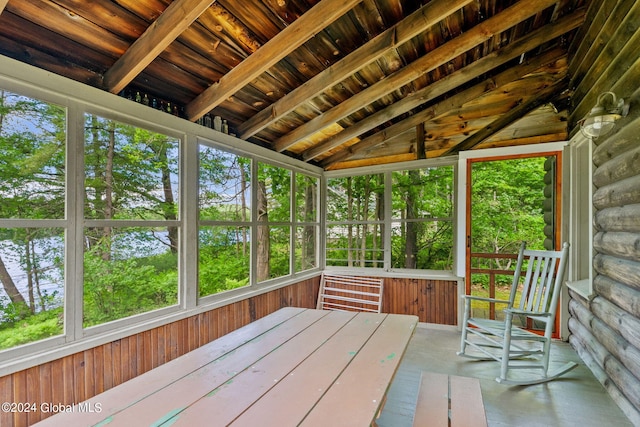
[455,158,468,278]
[324,156,457,178]
[455,141,570,278]
[458,141,569,160]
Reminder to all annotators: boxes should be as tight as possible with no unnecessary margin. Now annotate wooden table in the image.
[35,307,418,427]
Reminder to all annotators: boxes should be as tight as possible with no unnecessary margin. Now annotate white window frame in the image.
[323,158,459,279]
[0,56,322,376]
[566,133,595,300]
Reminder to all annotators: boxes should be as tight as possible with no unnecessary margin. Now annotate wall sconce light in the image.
[580,91,629,138]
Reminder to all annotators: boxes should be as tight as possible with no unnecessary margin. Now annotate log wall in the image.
[0,275,458,426]
[567,0,640,423]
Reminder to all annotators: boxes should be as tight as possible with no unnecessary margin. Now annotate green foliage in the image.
[83,245,178,327]
[0,307,62,350]
[0,298,32,323]
[198,226,250,296]
[470,157,550,290]
[471,157,546,255]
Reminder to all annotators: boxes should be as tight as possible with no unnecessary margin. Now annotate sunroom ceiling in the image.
[0,0,588,170]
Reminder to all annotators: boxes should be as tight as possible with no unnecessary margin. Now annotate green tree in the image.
[0,90,65,319]
[471,157,546,261]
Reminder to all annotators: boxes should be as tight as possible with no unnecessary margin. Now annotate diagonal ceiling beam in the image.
[321,49,568,168]
[0,0,8,15]
[442,77,569,156]
[103,0,216,94]
[305,9,584,162]
[237,0,474,139]
[185,0,364,121]
[272,0,562,153]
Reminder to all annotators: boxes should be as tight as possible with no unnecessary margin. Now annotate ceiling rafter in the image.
[442,77,569,156]
[321,49,568,168]
[103,0,217,94]
[184,0,364,121]
[272,0,561,154]
[0,0,8,15]
[304,9,584,162]
[237,0,474,139]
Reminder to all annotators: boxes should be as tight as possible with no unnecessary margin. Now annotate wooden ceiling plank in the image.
[237,0,474,139]
[184,0,364,121]
[320,49,568,168]
[306,8,583,162]
[273,0,562,153]
[442,77,568,156]
[6,0,129,56]
[103,0,217,94]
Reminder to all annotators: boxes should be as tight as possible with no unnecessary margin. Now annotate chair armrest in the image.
[460,295,510,305]
[504,308,552,317]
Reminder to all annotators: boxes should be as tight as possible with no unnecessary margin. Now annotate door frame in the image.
[455,142,567,329]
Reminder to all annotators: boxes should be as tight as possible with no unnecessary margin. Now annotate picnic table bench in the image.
[413,372,488,427]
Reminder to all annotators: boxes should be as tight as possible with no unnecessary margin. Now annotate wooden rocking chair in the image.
[458,242,577,385]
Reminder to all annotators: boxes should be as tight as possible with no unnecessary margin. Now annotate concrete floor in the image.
[377,324,634,427]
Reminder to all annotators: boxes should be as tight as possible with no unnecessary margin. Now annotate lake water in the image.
[0,231,171,311]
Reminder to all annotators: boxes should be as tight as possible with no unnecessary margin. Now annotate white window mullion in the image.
[250,159,258,287]
[182,134,198,309]
[384,171,392,271]
[66,101,85,341]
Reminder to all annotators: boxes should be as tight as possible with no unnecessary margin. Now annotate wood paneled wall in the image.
[567,0,640,424]
[383,277,458,325]
[0,275,458,426]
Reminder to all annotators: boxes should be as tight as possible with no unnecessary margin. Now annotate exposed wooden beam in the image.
[312,10,585,164]
[0,0,8,15]
[321,49,567,168]
[237,0,474,139]
[103,0,216,94]
[272,0,562,153]
[442,78,568,156]
[309,7,583,164]
[185,0,364,121]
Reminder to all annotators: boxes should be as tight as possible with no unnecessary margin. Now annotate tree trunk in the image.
[24,233,35,313]
[257,180,270,281]
[240,161,248,257]
[302,181,316,269]
[347,177,353,267]
[374,174,384,268]
[30,237,46,312]
[0,257,27,307]
[156,140,178,253]
[361,176,370,268]
[405,170,419,269]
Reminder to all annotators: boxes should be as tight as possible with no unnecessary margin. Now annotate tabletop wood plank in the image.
[165,310,361,426]
[300,313,418,426]
[229,311,388,426]
[34,307,306,427]
[87,308,327,426]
